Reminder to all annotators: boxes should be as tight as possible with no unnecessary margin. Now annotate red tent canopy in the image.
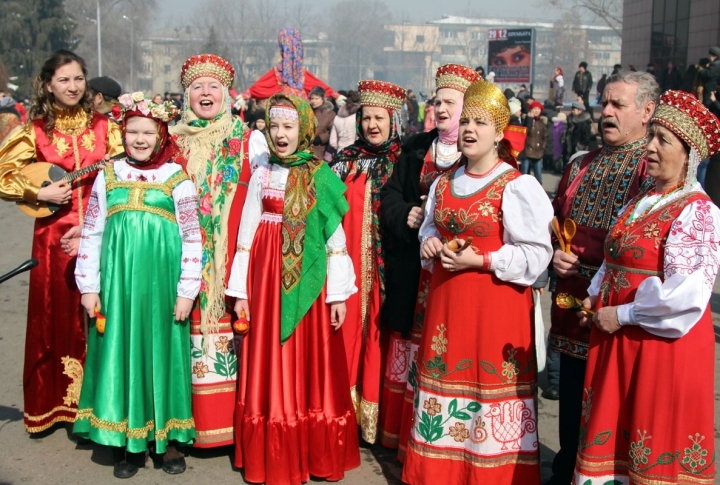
[244,67,337,101]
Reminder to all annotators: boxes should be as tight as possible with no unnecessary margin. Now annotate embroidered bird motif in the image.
[484,400,536,450]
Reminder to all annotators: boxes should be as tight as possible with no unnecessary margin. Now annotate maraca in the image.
[95,306,106,335]
[233,308,250,335]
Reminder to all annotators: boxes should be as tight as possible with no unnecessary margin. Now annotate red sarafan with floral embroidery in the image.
[403,167,541,485]
[575,192,717,485]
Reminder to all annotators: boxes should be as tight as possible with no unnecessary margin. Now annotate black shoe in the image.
[542,384,560,400]
[162,457,186,475]
[113,461,139,479]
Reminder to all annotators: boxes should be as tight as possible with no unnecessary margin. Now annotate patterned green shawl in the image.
[265,94,349,343]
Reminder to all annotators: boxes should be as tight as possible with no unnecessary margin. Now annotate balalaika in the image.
[16,153,125,218]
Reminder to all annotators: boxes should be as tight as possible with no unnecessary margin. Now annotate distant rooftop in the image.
[429,15,613,31]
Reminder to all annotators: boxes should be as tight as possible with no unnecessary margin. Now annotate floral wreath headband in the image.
[112,92,179,123]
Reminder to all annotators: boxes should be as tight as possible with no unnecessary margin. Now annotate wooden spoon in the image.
[556,292,595,316]
[563,218,577,254]
[446,236,474,253]
[551,217,566,252]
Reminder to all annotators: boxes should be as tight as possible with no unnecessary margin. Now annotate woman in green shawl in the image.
[225,94,360,485]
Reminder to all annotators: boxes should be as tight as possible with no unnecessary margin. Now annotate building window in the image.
[650,0,690,71]
[471,31,480,40]
[416,34,425,43]
[441,29,457,39]
[143,62,151,73]
[384,30,396,48]
[306,65,318,74]
[305,48,316,58]
[164,82,171,92]
[441,45,462,55]
[164,46,171,56]
[164,65,171,74]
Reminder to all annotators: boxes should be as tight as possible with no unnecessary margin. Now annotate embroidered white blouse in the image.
[75,161,202,300]
[419,162,554,286]
[588,182,720,338]
[225,162,357,303]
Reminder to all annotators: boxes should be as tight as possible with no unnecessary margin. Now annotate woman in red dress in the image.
[330,80,406,444]
[402,80,553,485]
[0,50,122,434]
[574,92,720,485]
[225,94,360,485]
[379,64,480,453]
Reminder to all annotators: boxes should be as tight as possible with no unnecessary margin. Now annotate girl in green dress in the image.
[73,92,202,479]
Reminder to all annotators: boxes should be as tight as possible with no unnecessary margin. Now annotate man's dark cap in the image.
[88,76,122,100]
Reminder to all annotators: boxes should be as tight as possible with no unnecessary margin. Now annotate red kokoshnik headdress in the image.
[435,64,481,93]
[651,90,720,160]
[180,54,235,90]
[357,80,406,111]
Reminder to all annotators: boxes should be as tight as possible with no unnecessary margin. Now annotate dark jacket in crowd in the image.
[572,70,593,97]
[564,111,593,158]
[312,100,336,159]
[596,75,608,97]
[700,58,720,106]
[379,129,438,335]
[542,101,558,158]
[523,115,549,160]
[662,66,683,91]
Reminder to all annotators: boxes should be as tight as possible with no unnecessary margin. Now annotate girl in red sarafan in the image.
[225,94,360,485]
[402,79,553,485]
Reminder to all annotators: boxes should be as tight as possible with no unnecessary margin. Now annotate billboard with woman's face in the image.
[488,29,534,83]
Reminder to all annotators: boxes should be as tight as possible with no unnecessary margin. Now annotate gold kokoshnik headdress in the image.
[460,80,511,134]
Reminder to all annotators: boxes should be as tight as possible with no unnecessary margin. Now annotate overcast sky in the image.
[156,0,567,28]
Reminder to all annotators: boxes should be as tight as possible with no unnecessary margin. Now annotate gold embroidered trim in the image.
[236,245,251,254]
[72,136,85,225]
[61,356,83,406]
[436,74,472,92]
[195,426,234,437]
[360,180,374,344]
[359,91,404,111]
[25,405,78,421]
[54,107,90,136]
[107,203,177,223]
[191,382,237,395]
[575,455,715,485]
[326,248,348,256]
[25,415,76,433]
[409,440,539,467]
[76,409,194,440]
[360,398,379,444]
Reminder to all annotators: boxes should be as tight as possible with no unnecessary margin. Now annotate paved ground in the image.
[0,170,718,484]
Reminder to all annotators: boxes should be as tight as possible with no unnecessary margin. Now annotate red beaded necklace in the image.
[465,159,503,179]
[611,182,683,239]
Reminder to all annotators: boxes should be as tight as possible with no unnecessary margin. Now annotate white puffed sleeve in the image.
[616,198,720,338]
[326,224,357,302]
[587,261,606,297]
[488,175,553,285]
[418,176,442,272]
[172,178,202,300]
[225,166,264,299]
[249,129,269,172]
[75,171,108,294]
